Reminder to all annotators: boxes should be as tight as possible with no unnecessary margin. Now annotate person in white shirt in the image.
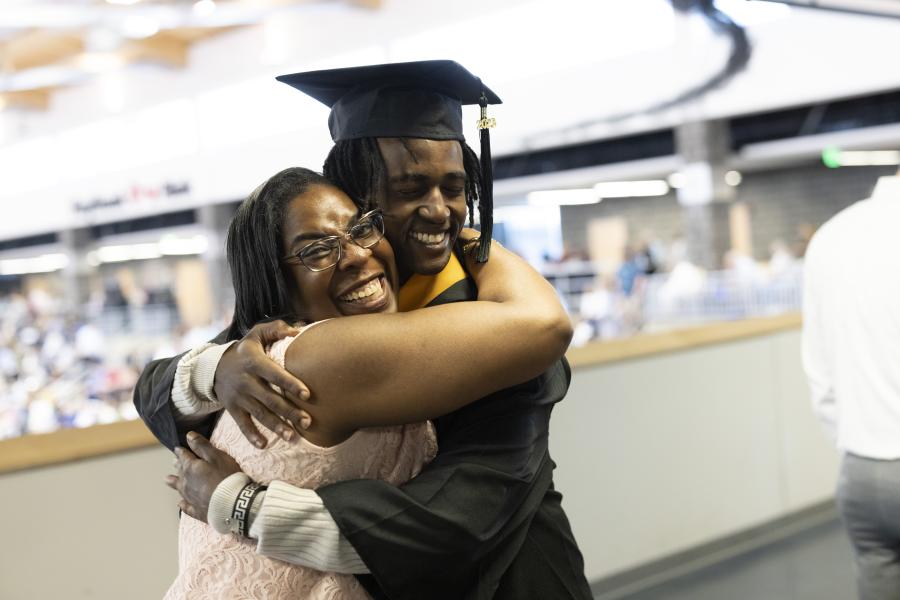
[802,171,900,600]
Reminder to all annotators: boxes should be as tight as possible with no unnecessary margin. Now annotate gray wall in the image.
[560,163,896,260]
[560,192,682,254]
[739,163,895,257]
[1,447,177,600]
[551,328,838,581]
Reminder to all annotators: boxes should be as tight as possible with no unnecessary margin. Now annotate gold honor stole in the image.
[398,253,468,312]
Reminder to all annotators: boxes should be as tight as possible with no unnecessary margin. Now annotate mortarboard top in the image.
[276,59,500,262]
[275,60,501,143]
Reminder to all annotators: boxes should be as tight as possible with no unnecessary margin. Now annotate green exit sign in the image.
[821,146,842,169]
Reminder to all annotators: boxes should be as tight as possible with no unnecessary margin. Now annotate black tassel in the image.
[476,93,494,263]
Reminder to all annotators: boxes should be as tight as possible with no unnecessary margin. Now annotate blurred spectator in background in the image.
[579,275,620,340]
[103,278,128,310]
[636,229,663,275]
[794,222,817,258]
[802,171,900,600]
[558,244,590,263]
[723,249,765,287]
[618,246,642,297]
[656,253,706,311]
[619,238,660,297]
[768,239,798,278]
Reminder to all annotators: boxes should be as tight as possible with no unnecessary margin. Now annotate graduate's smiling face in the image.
[375,138,468,281]
[281,184,398,321]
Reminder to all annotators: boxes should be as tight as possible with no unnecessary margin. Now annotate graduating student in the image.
[137,60,591,599]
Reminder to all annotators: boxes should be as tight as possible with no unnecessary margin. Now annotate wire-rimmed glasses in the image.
[281,209,385,272]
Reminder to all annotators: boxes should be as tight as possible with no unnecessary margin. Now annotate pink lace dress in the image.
[165,333,438,600]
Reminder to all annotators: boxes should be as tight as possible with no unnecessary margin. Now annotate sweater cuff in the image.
[208,471,251,535]
[172,341,235,421]
[195,341,237,403]
[251,480,369,574]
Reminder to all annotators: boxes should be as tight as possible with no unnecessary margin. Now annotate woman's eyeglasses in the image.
[282,210,385,272]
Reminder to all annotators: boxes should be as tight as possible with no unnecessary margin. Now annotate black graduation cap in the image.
[276,60,501,262]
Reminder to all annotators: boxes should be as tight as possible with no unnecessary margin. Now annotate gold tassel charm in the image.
[477,104,497,130]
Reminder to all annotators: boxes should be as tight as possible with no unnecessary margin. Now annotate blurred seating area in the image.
[549,239,804,346]
[0,238,805,440]
[0,289,223,440]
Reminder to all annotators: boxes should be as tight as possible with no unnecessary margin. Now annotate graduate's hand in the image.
[214,320,313,449]
[166,432,241,523]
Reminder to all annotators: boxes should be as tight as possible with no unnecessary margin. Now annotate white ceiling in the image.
[3,0,900,159]
[4,0,900,240]
[0,0,375,107]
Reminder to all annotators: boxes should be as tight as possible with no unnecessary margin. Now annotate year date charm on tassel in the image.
[476,114,497,130]
[477,99,496,130]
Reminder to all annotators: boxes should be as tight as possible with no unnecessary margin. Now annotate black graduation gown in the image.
[135,328,229,451]
[132,259,591,600]
[320,271,591,600]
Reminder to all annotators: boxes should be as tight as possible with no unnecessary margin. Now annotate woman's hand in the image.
[214,320,313,448]
[458,227,482,256]
[166,432,242,522]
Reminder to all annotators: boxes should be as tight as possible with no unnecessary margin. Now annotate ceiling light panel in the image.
[528,189,600,206]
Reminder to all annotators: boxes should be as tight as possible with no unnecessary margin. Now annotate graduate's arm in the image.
[284,241,573,440]
[135,321,313,450]
[134,351,208,451]
[466,232,559,308]
[134,325,235,449]
[170,432,369,574]
[465,233,571,361]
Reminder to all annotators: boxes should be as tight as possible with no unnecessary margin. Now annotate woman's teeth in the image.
[340,277,383,303]
[411,231,446,244]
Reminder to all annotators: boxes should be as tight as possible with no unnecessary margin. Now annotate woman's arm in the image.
[287,240,573,445]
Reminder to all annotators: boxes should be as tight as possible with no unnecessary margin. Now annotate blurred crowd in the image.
[0,228,810,438]
[555,233,807,346]
[0,290,143,439]
[0,288,222,440]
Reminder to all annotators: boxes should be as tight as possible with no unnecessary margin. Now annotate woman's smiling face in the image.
[281,184,398,321]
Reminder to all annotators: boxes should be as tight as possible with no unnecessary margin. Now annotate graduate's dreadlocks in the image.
[323,138,483,228]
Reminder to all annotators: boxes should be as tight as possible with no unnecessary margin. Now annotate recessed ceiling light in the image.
[528,189,600,207]
[86,27,123,53]
[0,254,69,276]
[121,15,160,39]
[667,172,686,189]
[593,180,670,198]
[724,170,743,187]
[193,0,216,18]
